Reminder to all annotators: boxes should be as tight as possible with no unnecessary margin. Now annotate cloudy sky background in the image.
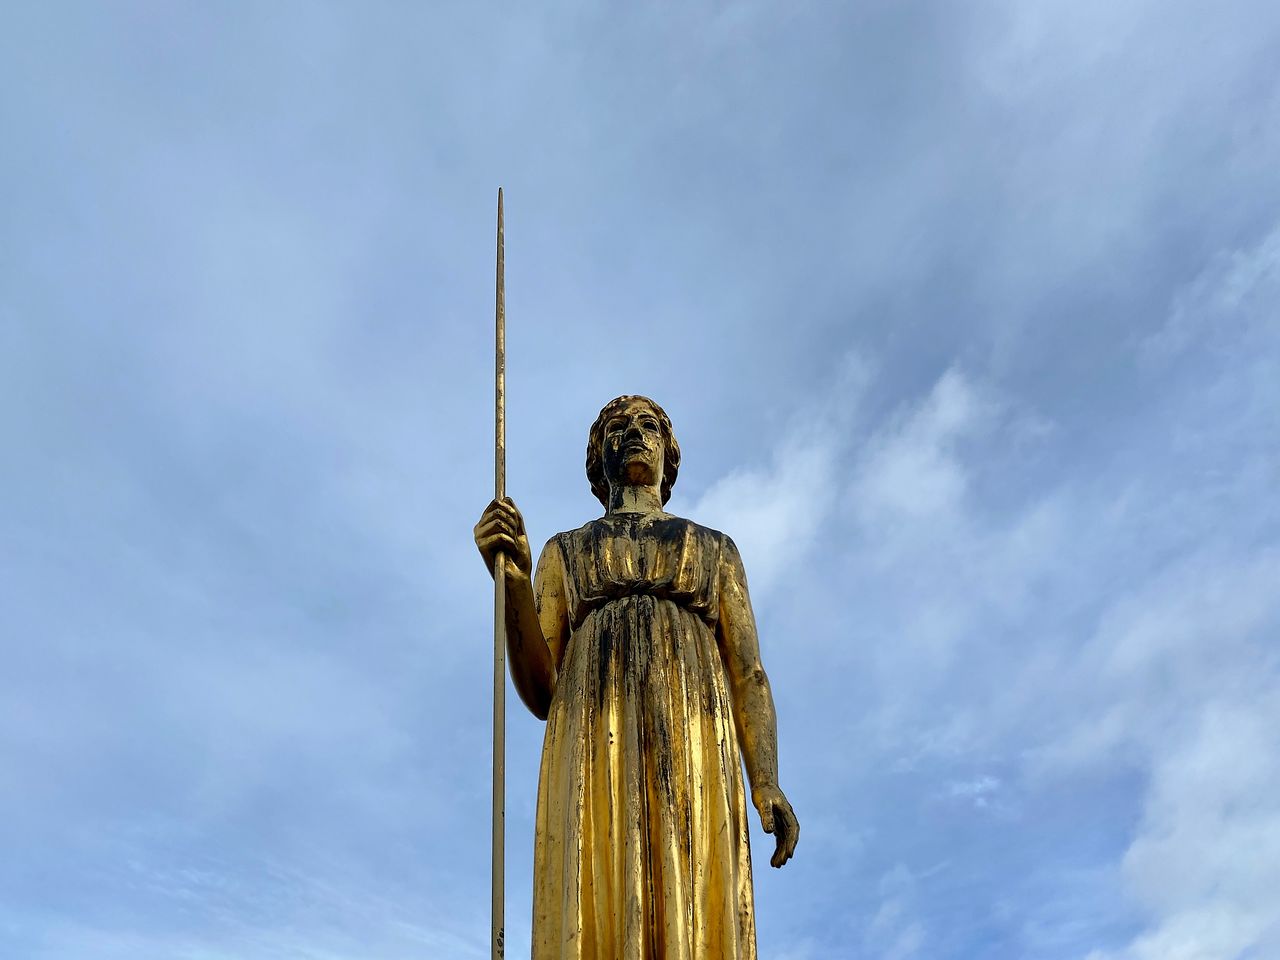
[3,2,1279,958]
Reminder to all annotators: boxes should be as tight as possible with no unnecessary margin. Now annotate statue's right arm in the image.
[474,498,566,721]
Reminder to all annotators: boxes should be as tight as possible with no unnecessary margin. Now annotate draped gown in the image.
[531,512,757,960]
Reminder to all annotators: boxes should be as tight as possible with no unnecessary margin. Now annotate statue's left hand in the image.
[752,784,799,868]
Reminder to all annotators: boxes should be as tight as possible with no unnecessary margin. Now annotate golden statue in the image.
[474,394,799,960]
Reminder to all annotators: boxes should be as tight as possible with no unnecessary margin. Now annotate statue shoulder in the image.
[681,516,732,546]
[663,517,749,586]
[653,513,738,556]
[539,528,578,561]
[651,510,729,539]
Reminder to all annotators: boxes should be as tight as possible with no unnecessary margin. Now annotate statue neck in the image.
[607,484,664,516]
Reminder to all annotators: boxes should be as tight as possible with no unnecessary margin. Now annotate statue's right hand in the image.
[474,497,533,580]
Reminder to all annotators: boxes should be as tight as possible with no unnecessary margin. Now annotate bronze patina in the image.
[474,393,799,959]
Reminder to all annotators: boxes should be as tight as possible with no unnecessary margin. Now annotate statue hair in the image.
[585,396,681,507]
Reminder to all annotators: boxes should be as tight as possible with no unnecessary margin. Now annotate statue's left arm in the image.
[717,535,799,868]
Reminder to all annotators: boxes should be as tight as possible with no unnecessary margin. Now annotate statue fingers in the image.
[500,497,526,533]
[478,531,519,559]
[494,497,523,528]
[479,499,518,529]
[766,808,790,866]
[780,805,799,862]
[476,515,518,541]
[771,832,788,868]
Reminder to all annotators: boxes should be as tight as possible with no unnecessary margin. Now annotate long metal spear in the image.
[491,187,507,960]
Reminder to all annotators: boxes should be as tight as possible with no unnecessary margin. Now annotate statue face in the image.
[601,398,665,491]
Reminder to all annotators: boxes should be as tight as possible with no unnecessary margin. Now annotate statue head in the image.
[586,395,681,507]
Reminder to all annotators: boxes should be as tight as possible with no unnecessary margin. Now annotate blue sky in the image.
[2,3,1278,958]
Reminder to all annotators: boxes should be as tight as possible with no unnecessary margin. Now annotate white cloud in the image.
[852,367,998,524]
[1118,700,1280,960]
[946,775,1000,803]
[689,353,868,593]
[1047,228,1280,960]
[865,865,928,960]
[1146,226,1280,362]
[723,220,1280,958]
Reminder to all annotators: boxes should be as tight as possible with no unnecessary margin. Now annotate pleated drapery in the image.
[531,514,756,960]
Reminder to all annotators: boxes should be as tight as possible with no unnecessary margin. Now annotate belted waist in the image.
[571,588,718,631]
